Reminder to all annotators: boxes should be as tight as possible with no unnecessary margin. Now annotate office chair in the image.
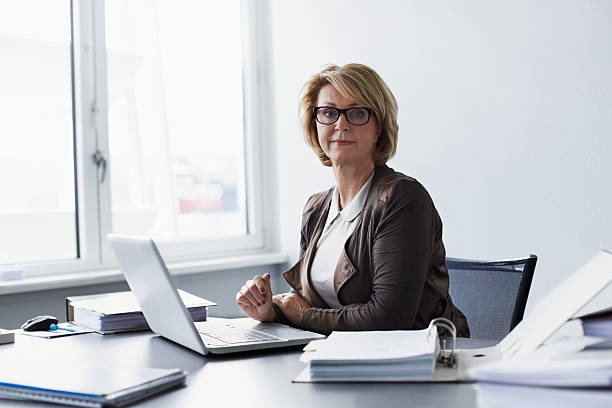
[446,255,537,341]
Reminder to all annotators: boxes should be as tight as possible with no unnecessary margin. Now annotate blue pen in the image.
[49,323,75,332]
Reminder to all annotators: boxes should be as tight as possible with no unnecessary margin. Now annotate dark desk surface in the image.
[0,332,608,407]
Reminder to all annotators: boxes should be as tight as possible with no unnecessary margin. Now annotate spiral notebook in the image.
[295,250,612,383]
[0,365,186,407]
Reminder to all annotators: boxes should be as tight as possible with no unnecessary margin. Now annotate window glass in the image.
[105,0,247,243]
[0,1,76,265]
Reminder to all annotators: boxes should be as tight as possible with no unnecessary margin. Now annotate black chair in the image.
[446,255,537,341]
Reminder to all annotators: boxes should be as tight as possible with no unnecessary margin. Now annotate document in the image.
[310,329,436,362]
[70,289,215,315]
[497,250,612,359]
[469,350,612,387]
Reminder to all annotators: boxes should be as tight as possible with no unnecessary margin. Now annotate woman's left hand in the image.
[272,292,312,326]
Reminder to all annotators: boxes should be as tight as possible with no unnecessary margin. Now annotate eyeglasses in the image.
[313,106,373,126]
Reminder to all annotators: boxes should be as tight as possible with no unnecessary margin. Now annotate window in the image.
[0,1,76,266]
[105,0,247,244]
[0,0,267,278]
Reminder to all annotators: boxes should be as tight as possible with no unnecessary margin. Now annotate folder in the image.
[295,250,612,383]
[0,365,186,407]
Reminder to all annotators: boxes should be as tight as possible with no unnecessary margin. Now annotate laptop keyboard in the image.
[196,322,282,345]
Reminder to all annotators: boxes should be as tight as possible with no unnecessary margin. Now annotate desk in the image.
[0,333,608,407]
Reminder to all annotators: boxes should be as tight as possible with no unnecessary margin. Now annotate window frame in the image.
[10,0,272,279]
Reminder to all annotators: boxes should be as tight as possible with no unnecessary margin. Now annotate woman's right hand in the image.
[235,273,275,322]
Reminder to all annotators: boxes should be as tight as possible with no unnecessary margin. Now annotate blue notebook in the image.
[0,365,186,407]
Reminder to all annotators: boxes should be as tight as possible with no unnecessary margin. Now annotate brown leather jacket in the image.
[276,165,470,337]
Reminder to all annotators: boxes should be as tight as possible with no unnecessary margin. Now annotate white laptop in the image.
[107,234,325,355]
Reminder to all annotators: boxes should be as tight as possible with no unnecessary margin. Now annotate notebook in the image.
[107,234,325,355]
[0,365,186,407]
[295,250,612,383]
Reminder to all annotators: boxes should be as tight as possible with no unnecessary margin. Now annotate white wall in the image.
[267,0,612,309]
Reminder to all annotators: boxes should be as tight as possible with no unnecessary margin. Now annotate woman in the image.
[236,63,469,337]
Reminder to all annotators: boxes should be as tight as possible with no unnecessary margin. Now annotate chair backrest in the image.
[446,255,537,341]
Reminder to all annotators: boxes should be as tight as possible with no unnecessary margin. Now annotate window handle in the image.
[93,150,107,184]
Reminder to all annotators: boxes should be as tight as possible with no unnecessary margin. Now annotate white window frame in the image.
[11,0,272,279]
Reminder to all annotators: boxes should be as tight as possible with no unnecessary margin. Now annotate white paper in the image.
[310,328,436,363]
[469,351,612,387]
[70,289,216,315]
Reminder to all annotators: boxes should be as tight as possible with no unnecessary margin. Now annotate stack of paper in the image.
[468,334,612,388]
[301,329,439,382]
[469,355,612,387]
[574,281,612,338]
[69,290,216,334]
[581,312,612,338]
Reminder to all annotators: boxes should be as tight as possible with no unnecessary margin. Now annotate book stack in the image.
[66,290,216,334]
[299,328,439,382]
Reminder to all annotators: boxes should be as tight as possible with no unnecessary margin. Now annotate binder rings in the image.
[0,365,186,407]
[295,250,612,383]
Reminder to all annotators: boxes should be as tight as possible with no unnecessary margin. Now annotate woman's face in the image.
[316,84,379,168]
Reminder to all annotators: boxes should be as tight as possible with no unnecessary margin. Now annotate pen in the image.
[49,323,75,332]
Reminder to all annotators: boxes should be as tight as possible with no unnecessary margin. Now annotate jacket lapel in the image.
[283,193,331,308]
[333,246,358,294]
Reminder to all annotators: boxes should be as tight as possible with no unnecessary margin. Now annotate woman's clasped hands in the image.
[235,273,312,325]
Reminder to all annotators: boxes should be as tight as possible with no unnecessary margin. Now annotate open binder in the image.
[295,250,612,383]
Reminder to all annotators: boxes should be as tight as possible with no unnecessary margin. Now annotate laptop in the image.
[107,234,325,355]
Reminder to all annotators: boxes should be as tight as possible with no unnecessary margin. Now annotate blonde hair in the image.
[298,63,399,167]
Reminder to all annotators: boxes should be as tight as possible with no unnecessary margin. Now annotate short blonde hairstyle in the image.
[298,63,399,167]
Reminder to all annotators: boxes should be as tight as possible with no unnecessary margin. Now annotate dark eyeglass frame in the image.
[313,106,373,126]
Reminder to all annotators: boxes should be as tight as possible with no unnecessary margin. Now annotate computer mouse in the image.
[21,315,59,332]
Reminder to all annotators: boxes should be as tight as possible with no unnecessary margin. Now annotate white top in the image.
[310,172,374,308]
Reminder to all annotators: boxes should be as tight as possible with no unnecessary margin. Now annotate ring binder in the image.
[295,251,612,384]
[428,317,457,368]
